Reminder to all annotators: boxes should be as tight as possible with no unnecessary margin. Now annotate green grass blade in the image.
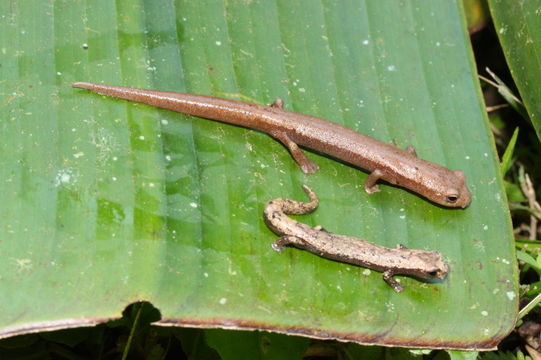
[482,68,528,120]
[501,127,519,176]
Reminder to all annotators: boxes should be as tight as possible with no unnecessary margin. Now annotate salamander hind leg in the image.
[271,131,319,174]
[364,169,383,194]
[383,270,404,292]
[272,235,305,252]
[270,98,284,109]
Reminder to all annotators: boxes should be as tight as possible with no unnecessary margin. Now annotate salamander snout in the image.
[428,267,449,279]
[430,260,451,279]
[413,251,450,280]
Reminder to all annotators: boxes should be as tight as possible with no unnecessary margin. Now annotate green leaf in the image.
[482,68,528,120]
[500,127,519,176]
[489,0,541,141]
[462,0,490,33]
[205,329,309,360]
[504,180,527,203]
[516,238,541,251]
[448,350,480,360]
[516,250,539,270]
[536,254,541,269]
[0,0,516,350]
[524,281,541,298]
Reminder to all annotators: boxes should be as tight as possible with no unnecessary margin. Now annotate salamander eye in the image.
[428,271,438,277]
[446,195,458,203]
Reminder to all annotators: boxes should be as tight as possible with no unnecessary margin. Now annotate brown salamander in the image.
[73,82,471,208]
[264,185,450,292]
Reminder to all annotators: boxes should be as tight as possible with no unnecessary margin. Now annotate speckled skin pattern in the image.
[264,186,450,292]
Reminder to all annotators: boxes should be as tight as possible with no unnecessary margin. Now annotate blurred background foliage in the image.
[2,0,541,358]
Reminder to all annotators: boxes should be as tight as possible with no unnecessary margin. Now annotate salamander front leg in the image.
[383,270,404,292]
[364,169,383,194]
[313,225,328,232]
[271,131,320,174]
[269,99,319,173]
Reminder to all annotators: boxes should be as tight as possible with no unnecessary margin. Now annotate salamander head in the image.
[411,251,451,280]
[428,169,471,208]
[423,262,450,280]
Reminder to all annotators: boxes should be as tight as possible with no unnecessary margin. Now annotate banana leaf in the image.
[0,0,516,350]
